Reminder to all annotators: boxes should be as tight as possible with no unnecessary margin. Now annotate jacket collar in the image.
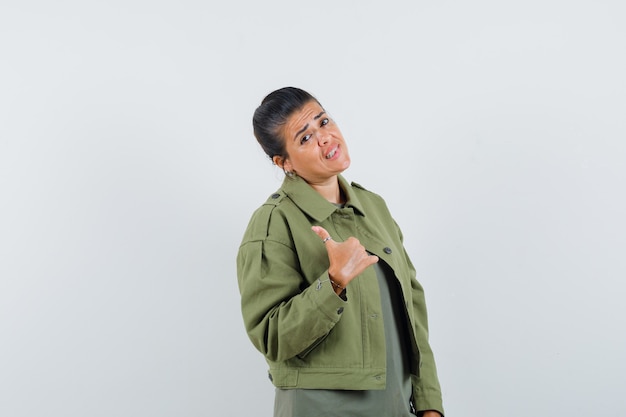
[281,175,366,222]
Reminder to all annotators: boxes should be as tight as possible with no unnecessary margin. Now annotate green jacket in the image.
[237,175,444,413]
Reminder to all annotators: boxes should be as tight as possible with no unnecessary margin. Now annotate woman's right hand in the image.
[312,226,379,294]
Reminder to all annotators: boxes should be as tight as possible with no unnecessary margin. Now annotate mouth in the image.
[325,146,338,159]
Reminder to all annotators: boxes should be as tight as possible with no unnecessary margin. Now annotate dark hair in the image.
[252,87,320,163]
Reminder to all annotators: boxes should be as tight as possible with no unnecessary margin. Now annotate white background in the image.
[1,1,625,416]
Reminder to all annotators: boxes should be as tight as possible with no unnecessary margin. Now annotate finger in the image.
[311,226,331,241]
[366,255,379,266]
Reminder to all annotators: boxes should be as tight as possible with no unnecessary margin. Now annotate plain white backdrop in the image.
[1,1,625,416]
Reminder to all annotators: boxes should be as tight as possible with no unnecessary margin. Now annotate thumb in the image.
[311,226,331,241]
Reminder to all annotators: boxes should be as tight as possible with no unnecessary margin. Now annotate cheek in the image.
[285,151,304,169]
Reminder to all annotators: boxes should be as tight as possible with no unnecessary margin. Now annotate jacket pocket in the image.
[296,333,329,359]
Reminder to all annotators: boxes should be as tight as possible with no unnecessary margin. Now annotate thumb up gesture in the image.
[312,226,379,294]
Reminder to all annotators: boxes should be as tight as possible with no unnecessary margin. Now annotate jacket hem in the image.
[269,367,387,390]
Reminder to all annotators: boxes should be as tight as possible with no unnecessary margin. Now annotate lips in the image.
[325,146,338,159]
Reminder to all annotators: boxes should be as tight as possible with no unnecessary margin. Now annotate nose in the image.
[316,130,330,145]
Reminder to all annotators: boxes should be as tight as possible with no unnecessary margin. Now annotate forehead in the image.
[283,100,324,136]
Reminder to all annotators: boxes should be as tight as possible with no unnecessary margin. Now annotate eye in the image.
[300,134,311,145]
[321,118,329,126]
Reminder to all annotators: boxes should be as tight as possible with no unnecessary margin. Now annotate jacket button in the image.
[271,193,280,199]
[337,307,344,314]
[383,247,392,254]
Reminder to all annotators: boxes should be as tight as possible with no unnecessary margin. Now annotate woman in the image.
[237,87,444,417]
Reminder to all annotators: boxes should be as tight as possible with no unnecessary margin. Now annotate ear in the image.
[272,155,284,169]
[273,155,292,172]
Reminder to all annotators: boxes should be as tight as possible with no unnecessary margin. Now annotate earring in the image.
[285,170,295,178]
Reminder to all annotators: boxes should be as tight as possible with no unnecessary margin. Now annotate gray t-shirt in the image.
[274,261,415,417]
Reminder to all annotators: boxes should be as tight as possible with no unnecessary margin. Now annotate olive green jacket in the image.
[236,175,444,414]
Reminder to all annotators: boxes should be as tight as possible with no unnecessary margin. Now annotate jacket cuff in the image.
[412,386,444,416]
[309,271,348,321]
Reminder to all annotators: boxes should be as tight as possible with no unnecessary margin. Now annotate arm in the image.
[237,238,345,362]
[237,221,379,363]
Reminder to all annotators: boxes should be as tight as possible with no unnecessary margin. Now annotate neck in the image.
[309,176,344,204]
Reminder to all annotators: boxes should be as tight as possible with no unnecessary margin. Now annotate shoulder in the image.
[264,190,287,206]
[348,180,399,224]
[240,189,292,243]
[350,181,387,205]
[351,181,375,194]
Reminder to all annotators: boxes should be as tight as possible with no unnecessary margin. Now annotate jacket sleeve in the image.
[396,222,445,415]
[236,207,346,363]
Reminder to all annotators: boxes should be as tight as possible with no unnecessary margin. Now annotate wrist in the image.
[328,274,345,294]
[326,273,346,297]
[329,278,344,290]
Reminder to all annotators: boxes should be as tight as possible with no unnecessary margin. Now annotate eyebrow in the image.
[293,111,326,141]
